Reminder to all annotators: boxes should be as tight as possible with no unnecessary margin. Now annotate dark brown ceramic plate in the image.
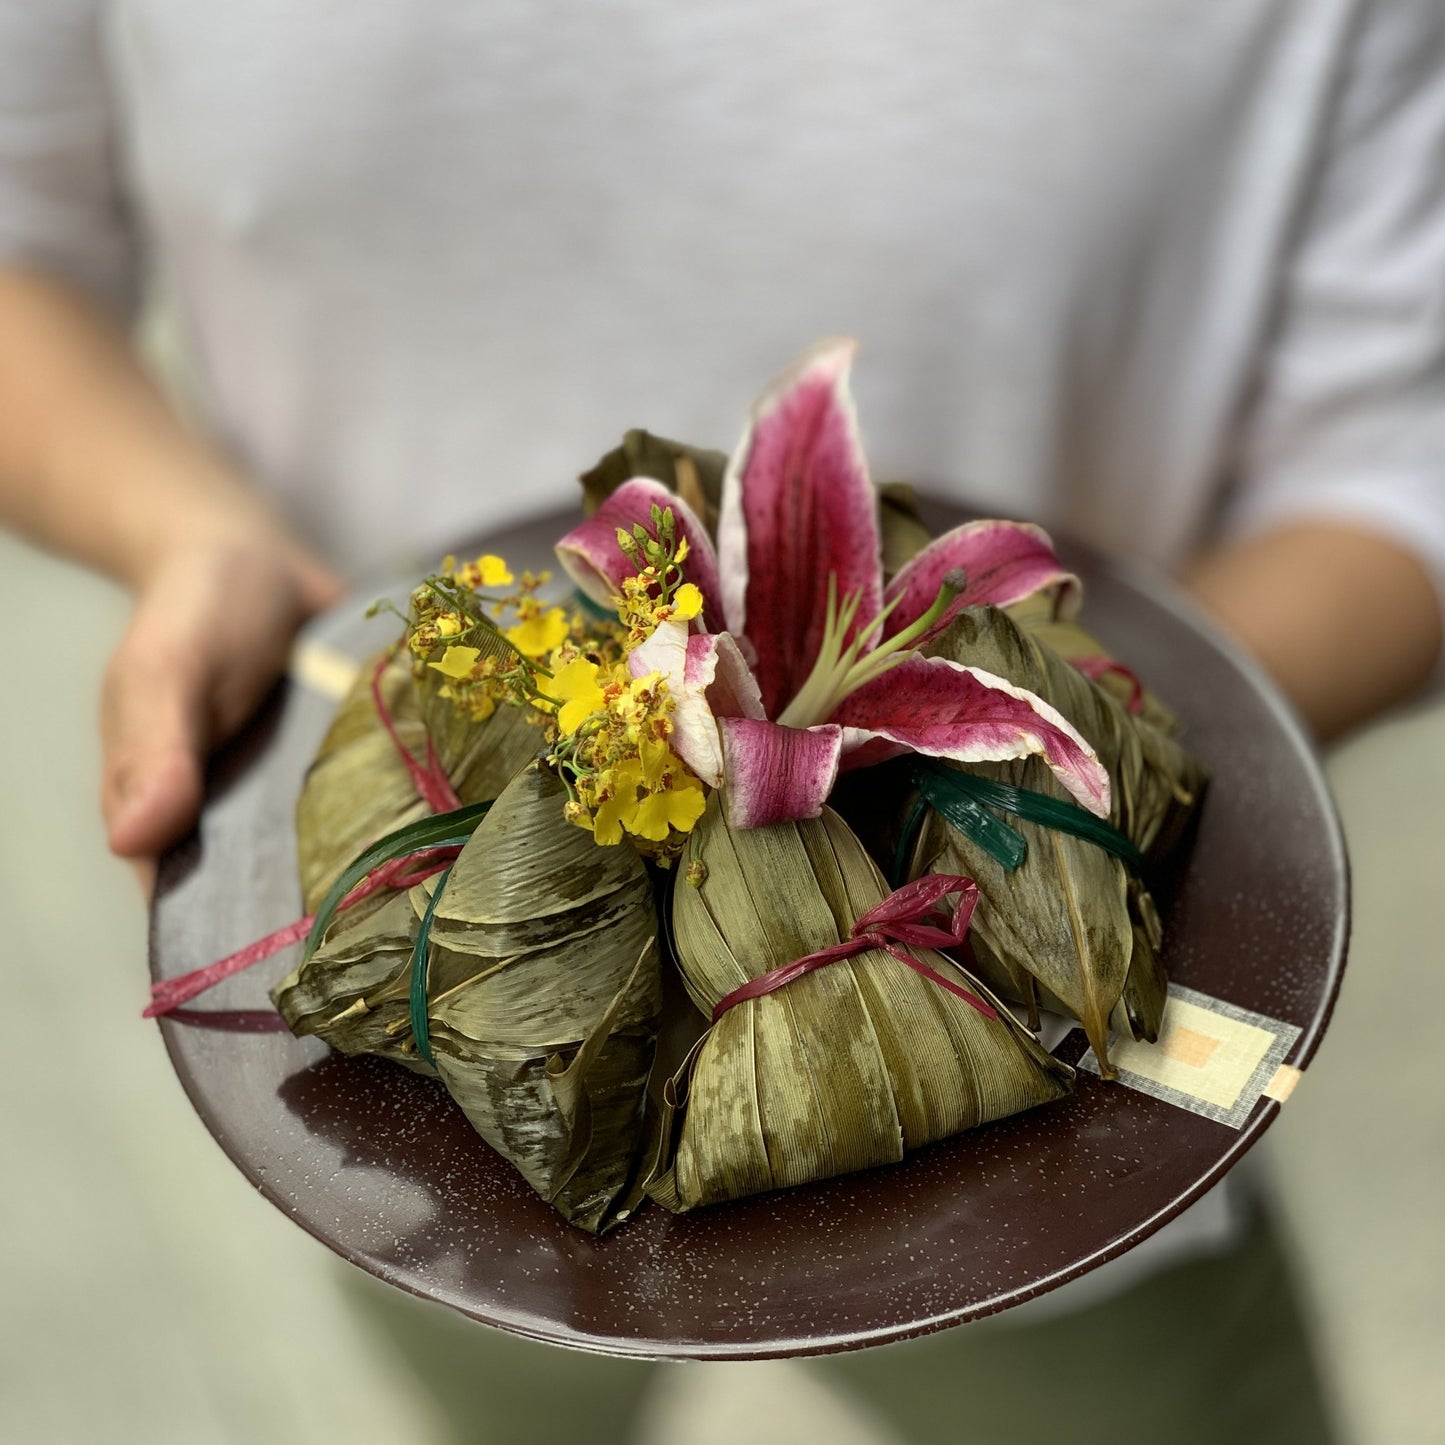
[149,500,1348,1360]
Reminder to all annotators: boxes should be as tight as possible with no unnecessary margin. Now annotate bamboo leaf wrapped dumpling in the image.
[910,606,1208,1075]
[278,762,661,1233]
[417,762,662,1234]
[274,799,498,1068]
[649,797,1073,1213]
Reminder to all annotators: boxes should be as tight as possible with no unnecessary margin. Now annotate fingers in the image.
[98,536,344,871]
[101,634,207,860]
[129,856,157,902]
[296,554,346,615]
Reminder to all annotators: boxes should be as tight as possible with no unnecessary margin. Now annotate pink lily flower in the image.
[556,339,1110,829]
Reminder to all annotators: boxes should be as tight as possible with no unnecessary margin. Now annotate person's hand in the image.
[100,527,343,891]
[0,270,344,889]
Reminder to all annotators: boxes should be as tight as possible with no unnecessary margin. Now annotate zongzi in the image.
[909,605,1207,1075]
[650,797,1073,1212]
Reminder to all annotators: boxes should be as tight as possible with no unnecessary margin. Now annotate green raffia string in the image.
[409,862,455,1068]
[902,758,1146,879]
[908,773,1029,876]
[301,801,493,964]
[891,794,935,887]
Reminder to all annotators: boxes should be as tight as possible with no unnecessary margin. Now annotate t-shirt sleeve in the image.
[1221,0,1445,634]
[0,1,138,314]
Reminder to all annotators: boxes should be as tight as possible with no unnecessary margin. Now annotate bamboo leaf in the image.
[301,802,492,964]
[1006,592,1180,735]
[296,649,539,912]
[407,862,455,1067]
[579,428,729,524]
[271,889,436,1072]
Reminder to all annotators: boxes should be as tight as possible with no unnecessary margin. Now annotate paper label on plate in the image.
[1075,983,1302,1128]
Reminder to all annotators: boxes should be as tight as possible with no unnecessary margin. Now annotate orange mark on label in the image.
[1160,1026,1220,1070]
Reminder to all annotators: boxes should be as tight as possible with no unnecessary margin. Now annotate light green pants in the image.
[345,1203,1339,1445]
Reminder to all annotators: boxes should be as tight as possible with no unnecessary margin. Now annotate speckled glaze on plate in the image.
[148,500,1348,1360]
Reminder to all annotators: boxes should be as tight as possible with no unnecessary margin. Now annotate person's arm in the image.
[1184,2,1445,741]
[1182,522,1441,741]
[0,4,340,878]
[0,267,341,869]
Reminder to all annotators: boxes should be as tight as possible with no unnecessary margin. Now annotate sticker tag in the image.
[1075,984,1303,1128]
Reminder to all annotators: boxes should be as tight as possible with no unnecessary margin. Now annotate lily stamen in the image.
[777,571,967,729]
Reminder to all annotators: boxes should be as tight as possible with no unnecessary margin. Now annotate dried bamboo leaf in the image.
[649,797,1072,1213]
[421,762,661,1234]
[1006,591,1179,734]
[272,888,437,1074]
[914,607,1207,1073]
[295,652,427,913]
[273,801,493,1066]
[295,649,539,913]
[281,762,661,1232]
[876,481,933,579]
[1114,876,1167,1041]
[579,429,729,526]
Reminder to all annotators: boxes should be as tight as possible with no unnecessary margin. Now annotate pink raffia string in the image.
[1069,654,1145,715]
[371,652,463,813]
[143,847,461,1017]
[710,874,997,1023]
[145,650,463,1021]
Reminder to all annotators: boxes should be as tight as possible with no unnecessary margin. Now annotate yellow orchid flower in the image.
[592,758,645,845]
[637,736,672,788]
[671,582,703,621]
[552,656,608,736]
[506,604,570,658]
[628,779,706,841]
[475,554,514,586]
[429,644,480,680]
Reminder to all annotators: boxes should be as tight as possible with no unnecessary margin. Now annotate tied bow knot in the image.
[710,874,997,1023]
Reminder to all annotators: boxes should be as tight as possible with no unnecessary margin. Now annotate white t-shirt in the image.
[0,0,1434,1304]
[2,0,1445,600]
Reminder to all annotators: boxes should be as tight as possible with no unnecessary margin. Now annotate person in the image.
[2,3,1441,1441]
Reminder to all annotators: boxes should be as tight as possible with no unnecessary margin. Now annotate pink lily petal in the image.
[629,620,725,787]
[555,477,721,623]
[831,655,1111,816]
[708,631,767,722]
[882,519,1080,649]
[717,338,882,716]
[719,717,843,829]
